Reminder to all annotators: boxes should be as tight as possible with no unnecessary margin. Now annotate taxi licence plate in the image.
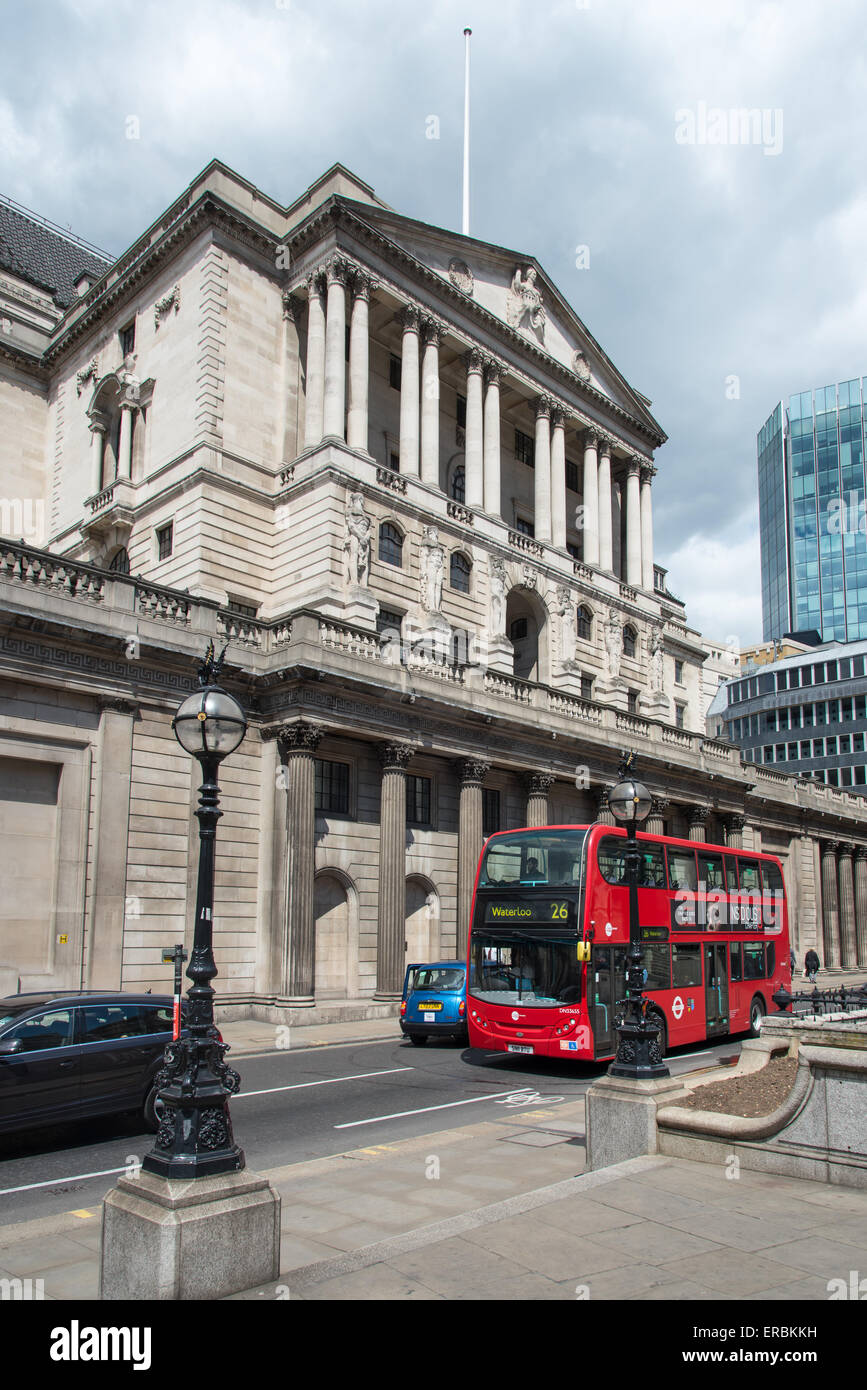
[418,1001,442,1010]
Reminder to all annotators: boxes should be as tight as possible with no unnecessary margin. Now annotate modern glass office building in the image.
[758,378,867,643]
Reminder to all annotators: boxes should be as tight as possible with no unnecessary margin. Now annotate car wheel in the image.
[749,996,765,1038]
[410,1034,427,1046]
[143,1082,165,1132]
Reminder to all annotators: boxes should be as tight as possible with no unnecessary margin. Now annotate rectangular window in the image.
[642,943,671,991]
[515,517,535,537]
[675,660,684,683]
[675,703,686,729]
[565,460,579,493]
[743,944,766,980]
[407,775,432,826]
[389,354,402,390]
[580,673,593,701]
[456,393,467,429]
[119,320,136,357]
[514,429,535,467]
[482,788,500,837]
[227,600,258,618]
[671,943,702,988]
[698,852,727,892]
[730,941,742,982]
[315,760,350,815]
[738,859,761,892]
[627,689,639,714]
[667,848,697,892]
[156,522,173,560]
[389,451,400,472]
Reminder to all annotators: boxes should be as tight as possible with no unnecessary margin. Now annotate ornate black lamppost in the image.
[142,643,247,1179]
[607,751,669,1080]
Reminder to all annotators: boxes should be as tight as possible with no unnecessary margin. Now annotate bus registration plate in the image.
[507,1043,534,1054]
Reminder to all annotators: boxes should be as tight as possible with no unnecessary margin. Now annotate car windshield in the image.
[408,968,465,993]
[469,933,583,1008]
[480,830,587,888]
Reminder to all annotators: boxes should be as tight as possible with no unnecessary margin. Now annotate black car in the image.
[0,992,187,1135]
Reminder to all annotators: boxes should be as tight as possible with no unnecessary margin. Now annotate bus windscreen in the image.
[479,829,587,888]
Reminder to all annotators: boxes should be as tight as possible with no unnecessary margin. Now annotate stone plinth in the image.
[586,1071,689,1171]
[343,585,379,629]
[100,1168,281,1300]
[485,633,514,675]
[593,678,629,713]
[640,691,670,720]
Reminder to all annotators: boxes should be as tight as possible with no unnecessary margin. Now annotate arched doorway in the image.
[406,876,440,966]
[505,588,549,682]
[313,871,356,999]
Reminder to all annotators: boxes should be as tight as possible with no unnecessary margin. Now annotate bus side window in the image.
[730,942,742,981]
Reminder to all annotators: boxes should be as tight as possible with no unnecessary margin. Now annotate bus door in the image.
[591,947,627,1058]
[703,943,729,1036]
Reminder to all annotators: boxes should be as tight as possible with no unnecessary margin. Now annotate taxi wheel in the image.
[410,1035,427,1046]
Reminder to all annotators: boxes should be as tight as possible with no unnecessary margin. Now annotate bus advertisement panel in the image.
[466,823,791,1062]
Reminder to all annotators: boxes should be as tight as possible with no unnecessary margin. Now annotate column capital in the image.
[464,345,485,374]
[282,289,303,322]
[550,401,568,429]
[421,315,445,346]
[856,845,867,861]
[627,455,642,477]
[349,266,378,300]
[324,254,351,286]
[640,461,656,484]
[584,428,599,451]
[455,758,490,787]
[97,695,138,716]
[88,412,109,436]
[483,355,504,386]
[399,302,422,332]
[275,721,324,755]
[534,394,555,419]
[838,842,855,860]
[650,796,669,818]
[723,812,746,835]
[306,266,326,296]
[597,433,614,459]
[378,740,415,772]
[821,839,841,856]
[524,771,555,796]
[689,804,711,827]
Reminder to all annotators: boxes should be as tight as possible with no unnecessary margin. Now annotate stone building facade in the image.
[2,164,867,1018]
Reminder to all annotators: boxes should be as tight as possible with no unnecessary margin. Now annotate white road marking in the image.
[235,1066,414,1099]
[0,1166,127,1197]
[335,1087,538,1128]
[671,1050,713,1060]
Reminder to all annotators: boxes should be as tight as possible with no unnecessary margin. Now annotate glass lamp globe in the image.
[607,778,652,826]
[173,686,247,759]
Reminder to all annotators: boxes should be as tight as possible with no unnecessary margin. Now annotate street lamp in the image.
[142,642,248,1179]
[606,751,669,1080]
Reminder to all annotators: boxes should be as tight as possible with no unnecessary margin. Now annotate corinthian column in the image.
[303,270,326,448]
[524,771,555,828]
[534,396,553,544]
[724,813,745,850]
[645,796,668,837]
[456,759,489,957]
[597,437,613,572]
[855,847,867,966]
[838,844,857,969]
[640,463,655,591]
[483,359,502,518]
[376,741,414,998]
[550,407,567,550]
[322,257,347,440]
[821,841,842,969]
[278,722,324,1002]
[420,318,442,488]
[582,430,600,566]
[625,457,642,588]
[347,269,375,451]
[399,306,420,476]
[688,805,709,842]
[464,348,484,509]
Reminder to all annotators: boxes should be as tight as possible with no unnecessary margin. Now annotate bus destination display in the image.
[484,899,573,924]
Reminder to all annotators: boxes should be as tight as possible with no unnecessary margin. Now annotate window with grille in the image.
[565,460,579,493]
[407,775,432,826]
[450,552,471,593]
[580,673,593,701]
[514,429,535,467]
[627,689,639,714]
[451,466,465,503]
[377,607,403,635]
[623,626,637,658]
[379,522,403,567]
[315,760,350,815]
[515,517,535,537]
[156,523,173,560]
[577,606,592,640]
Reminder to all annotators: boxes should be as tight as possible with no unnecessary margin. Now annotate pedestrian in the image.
[789,948,796,976]
[804,948,820,984]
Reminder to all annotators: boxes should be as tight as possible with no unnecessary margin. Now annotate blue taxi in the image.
[399,961,468,1046]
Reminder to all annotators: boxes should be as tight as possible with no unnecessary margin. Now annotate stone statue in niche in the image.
[507,266,546,341]
[490,558,507,635]
[649,623,665,692]
[556,585,576,665]
[604,607,623,680]
[419,525,445,612]
[343,492,371,587]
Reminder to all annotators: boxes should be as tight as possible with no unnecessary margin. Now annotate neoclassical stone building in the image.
[1,164,866,1018]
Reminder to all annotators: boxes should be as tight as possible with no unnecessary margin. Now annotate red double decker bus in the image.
[466,823,791,1061]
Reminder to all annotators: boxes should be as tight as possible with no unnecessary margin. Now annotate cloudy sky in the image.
[2,0,864,646]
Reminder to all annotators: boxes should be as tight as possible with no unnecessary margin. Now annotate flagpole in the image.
[462,27,471,236]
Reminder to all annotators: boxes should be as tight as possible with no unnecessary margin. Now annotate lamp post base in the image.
[609,1013,671,1081]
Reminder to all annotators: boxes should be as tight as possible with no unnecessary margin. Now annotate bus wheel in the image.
[648,1012,667,1059]
[749,996,765,1037]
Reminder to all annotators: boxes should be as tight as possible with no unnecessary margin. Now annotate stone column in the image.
[399,305,420,476]
[582,430,600,566]
[456,759,489,958]
[688,805,709,843]
[533,396,553,544]
[376,741,414,998]
[116,404,135,480]
[87,698,136,990]
[89,415,108,494]
[483,358,502,517]
[322,258,348,440]
[612,480,623,578]
[838,844,857,969]
[594,786,616,827]
[645,796,668,837]
[278,722,323,1002]
[420,318,442,488]
[625,457,642,588]
[640,463,655,591]
[347,269,374,452]
[597,437,613,572]
[303,270,326,448]
[550,407,567,550]
[724,813,745,850]
[464,348,484,510]
[855,847,867,967]
[821,841,842,969]
[524,772,555,828]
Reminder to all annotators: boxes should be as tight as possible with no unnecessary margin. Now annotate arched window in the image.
[450,552,471,593]
[623,625,637,658]
[577,605,592,641]
[108,547,130,575]
[379,522,403,568]
[451,465,466,504]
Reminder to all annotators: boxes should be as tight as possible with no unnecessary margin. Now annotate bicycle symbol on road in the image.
[494,1089,566,1107]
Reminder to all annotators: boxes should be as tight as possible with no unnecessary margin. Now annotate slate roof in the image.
[0,195,113,308]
